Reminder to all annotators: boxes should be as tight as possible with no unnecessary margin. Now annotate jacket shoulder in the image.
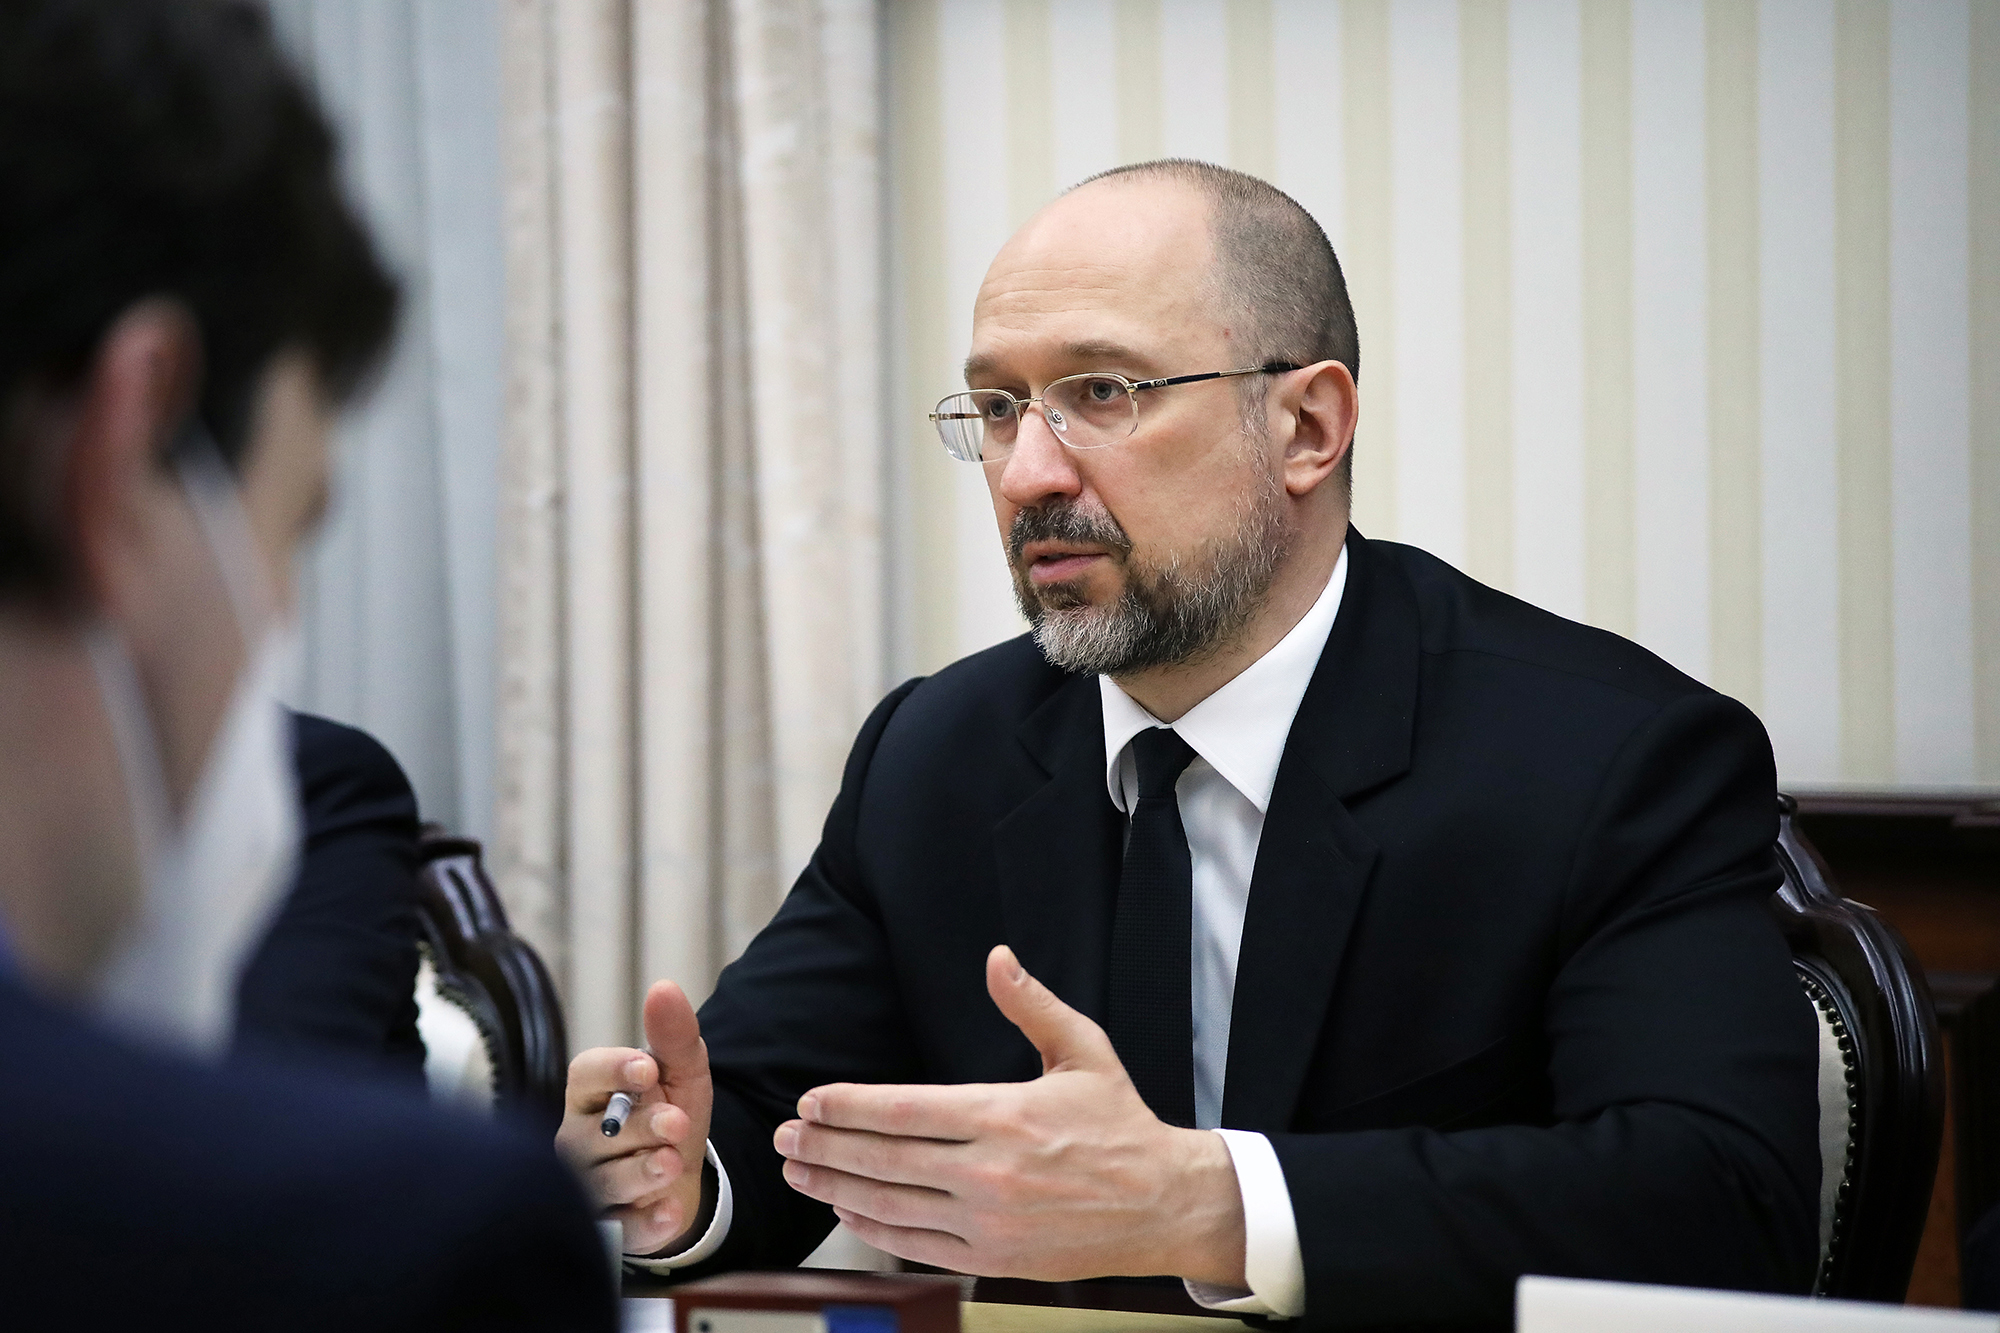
[292,710,402,781]
[878,632,1074,748]
[290,710,421,829]
[1376,539,1717,710]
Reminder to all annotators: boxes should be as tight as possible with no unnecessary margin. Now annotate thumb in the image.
[985,944,1122,1076]
[641,979,709,1087]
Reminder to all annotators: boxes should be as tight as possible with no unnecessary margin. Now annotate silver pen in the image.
[600,1090,635,1137]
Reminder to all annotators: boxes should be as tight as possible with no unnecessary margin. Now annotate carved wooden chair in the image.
[412,828,569,1133]
[1772,793,1944,1301]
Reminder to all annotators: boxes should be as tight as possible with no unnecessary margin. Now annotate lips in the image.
[1029,553,1103,584]
[1019,541,1109,586]
[1006,501,1132,593]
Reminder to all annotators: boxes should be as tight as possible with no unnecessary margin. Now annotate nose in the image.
[996,400,1083,509]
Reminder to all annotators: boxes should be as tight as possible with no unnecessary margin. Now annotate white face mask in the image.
[84,437,303,1057]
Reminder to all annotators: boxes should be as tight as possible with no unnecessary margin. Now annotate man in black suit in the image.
[235,712,430,1083]
[0,2,611,1325]
[562,161,1819,1328]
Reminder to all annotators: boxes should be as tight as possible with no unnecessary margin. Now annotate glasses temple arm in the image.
[1129,361,1304,393]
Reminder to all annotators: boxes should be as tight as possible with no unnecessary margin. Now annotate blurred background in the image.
[264,0,1996,1049]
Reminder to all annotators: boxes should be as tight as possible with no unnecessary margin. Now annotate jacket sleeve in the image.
[1269,692,1822,1329]
[687,678,929,1273]
[233,712,427,1083]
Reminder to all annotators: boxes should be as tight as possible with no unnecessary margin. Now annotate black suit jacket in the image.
[234,712,427,1082]
[692,530,1822,1329]
[1966,1202,2000,1311]
[0,970,614,1330]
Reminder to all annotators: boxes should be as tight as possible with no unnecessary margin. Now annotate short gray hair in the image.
[1070,159,1359,490]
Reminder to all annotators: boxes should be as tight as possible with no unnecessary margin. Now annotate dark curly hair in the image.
[0,0,398,599]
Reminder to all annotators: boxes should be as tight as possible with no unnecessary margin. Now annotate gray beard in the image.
[1008,465,1290,677]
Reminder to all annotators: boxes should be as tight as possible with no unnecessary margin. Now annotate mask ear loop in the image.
[88,421,302,1053]
[171,425,274,646]
[88,425,273,854]
[79,426,252,902]
[82,621,175,876]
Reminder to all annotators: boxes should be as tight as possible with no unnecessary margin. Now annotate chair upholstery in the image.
[414,828,569,1132]
[413,947,500,1108]
[1771,794,1944,1301]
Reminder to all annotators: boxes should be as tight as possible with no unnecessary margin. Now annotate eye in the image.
[977,392,1015,422]
[1082,376,1124,404]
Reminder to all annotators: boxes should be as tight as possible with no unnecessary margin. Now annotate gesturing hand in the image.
[555,979,714,1257]
[772,946,1246,1286]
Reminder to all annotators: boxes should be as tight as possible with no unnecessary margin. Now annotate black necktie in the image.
[1106,726,1199,1128]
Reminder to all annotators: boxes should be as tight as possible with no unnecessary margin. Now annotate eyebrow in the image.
[962,338,1160,387]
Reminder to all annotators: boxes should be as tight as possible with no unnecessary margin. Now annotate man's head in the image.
[0,0,394,982]
[966,161,1360,682]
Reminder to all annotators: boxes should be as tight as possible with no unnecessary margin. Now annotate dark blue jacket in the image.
[0,969,615,1329]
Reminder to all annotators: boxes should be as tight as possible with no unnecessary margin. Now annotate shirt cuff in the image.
[622,1141,735,1273]
[1183,1128,1306,1319]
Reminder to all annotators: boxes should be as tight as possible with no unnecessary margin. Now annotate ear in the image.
[62,301,204,616]
[1275,360,1357,501]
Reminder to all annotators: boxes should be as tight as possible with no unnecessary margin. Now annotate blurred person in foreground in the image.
[561,161,1820,1329]
[0,2,612,1327]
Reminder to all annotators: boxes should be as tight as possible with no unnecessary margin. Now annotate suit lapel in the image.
[1222,529,1422,1131]
[994,673,1125,1026]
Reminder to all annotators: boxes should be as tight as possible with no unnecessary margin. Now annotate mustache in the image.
[1007,499,1134,568]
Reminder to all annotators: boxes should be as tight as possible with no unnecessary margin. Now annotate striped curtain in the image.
[887,0,1999,790]
[496,0,885,1050]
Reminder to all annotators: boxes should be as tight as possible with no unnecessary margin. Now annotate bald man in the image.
[560,161,1820,1330]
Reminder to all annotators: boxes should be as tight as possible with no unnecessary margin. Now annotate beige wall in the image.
[886,0,2000,791]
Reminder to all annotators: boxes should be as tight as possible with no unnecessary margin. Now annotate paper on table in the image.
[623,1297,674,1333]
[599,1220,624,1285]
[1518,1276,2000,1333]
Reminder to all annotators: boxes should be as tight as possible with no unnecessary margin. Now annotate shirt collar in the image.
[1101,542,1350,814]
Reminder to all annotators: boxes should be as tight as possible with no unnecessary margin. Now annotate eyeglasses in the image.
[929,361,1301,463]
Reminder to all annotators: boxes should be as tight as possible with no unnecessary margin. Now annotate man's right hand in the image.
[557,979,715,1257]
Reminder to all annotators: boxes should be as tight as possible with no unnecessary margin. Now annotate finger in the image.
[798,1081,983,1141]
[642,980,710,1087]
[609,1188,697,1251]
[615,1171,700,1226]
[985,944,1120,1075]
[831,1208,974,1272]
[560,1097,691,1168]
[774,1119,961,1192]
[590,1145,697,1208]
[780,1158,955,1233]
[565,1046,660,1113]
[629,1098,693,1147]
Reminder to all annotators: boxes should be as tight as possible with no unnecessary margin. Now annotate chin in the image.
[1030,579,1103,615]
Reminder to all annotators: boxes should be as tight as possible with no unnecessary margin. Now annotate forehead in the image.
[967,179,1227,380]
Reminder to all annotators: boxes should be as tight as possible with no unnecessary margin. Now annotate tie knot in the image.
[1129,727,1197,801]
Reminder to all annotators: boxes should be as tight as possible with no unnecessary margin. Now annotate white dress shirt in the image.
[634,548,1350,1317]
[1099,545,1347,1319]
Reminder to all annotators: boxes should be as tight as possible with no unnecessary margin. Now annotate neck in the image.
[1112,511,1348,723]
[0,611,138,994]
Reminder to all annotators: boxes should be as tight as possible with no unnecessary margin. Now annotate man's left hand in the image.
[772,945,1246,1285]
